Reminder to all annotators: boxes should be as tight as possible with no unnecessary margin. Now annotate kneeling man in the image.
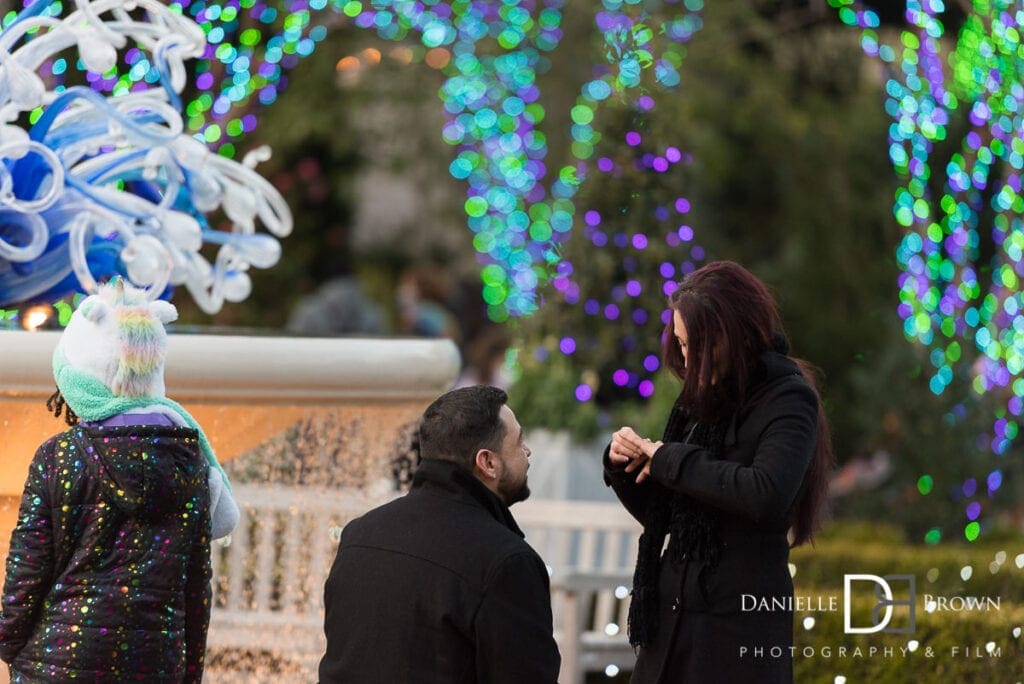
[319,386,560,683]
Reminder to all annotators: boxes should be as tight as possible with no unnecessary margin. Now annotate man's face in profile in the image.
[493,404,531,505]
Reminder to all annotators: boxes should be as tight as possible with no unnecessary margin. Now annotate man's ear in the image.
[474,448,498,480]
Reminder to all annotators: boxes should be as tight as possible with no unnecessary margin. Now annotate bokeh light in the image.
[539,115,706,406]
[832,0,1024,538]
[13,0,706,319]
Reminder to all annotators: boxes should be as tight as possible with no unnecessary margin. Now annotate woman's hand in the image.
[626,455,653,484]
[610,427,663,482]
[609,427,638,466]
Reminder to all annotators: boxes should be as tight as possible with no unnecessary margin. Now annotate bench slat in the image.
[576,528,598,572]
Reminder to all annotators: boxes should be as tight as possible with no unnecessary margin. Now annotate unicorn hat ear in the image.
[150,299,178,325]
[77,295,111,324]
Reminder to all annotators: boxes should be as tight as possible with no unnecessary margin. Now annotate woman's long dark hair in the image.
[661,261,833,546]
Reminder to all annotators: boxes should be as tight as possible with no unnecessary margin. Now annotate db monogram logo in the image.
[843,574,917,634]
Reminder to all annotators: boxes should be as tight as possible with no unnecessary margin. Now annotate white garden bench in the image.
[206,484,641,683]
[515,500,641,684]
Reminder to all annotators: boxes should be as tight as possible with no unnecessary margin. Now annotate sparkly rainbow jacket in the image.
[0,423,212,682]
[0,281,228,682]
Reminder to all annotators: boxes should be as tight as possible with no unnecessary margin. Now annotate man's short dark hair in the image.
[419,386,508,470]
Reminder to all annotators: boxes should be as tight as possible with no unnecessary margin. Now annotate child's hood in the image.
[82,427,205,517]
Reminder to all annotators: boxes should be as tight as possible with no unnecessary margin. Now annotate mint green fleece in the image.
[53,347,230,489]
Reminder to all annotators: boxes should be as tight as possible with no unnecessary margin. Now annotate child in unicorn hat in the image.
[47,277,238,537]
[0,279,237,682]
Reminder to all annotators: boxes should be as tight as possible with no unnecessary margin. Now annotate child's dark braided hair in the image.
[46,388,79,426]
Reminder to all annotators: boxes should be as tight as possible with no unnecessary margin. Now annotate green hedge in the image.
[791,522,1024,601]
[788,524,1024,680]
[792,596,1024,682]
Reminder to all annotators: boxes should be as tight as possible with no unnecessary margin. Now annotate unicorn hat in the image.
[55,278,177,400]
[53,278,229,487]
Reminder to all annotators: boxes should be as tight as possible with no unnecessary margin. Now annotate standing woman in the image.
[605,261,833,683]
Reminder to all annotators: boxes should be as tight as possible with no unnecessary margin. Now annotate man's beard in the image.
[499,478,530,506]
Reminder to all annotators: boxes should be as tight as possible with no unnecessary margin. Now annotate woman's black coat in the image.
[606,352,818,684]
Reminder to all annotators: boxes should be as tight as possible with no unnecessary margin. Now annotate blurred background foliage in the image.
[166,0,1020,541]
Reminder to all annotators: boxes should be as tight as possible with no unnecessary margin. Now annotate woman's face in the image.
[673,309,724,383]
[672,310,689,367]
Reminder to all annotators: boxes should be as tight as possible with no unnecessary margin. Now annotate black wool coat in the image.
[0,425,212,682]
[606,352,819,684]
[319,458,560,684]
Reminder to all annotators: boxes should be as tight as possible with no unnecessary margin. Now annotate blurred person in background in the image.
[455,325,512,390]
[287,273,386,337]
[397,263,461,340]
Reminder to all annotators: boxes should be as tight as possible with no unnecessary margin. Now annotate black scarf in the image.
[627,405,729,649]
